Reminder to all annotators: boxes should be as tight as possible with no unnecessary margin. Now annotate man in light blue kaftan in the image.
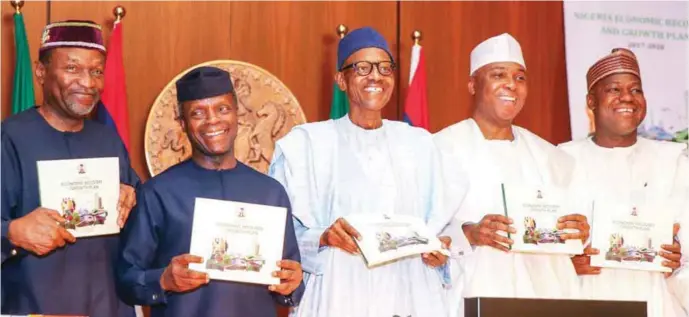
[269,27,468,317]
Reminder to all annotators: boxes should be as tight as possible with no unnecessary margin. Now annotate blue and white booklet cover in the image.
[345,213,450,268]
[189,197,287,285]
[590,200,673,273]
[37,157,120,238]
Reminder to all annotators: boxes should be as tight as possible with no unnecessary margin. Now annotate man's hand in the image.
[160,254,209,293]
[557,214,590,243]
[571,246,601,275]
[117,184,136,228]
[463,215,516,252]
[7,208,76,256]
[661,223,682,278]
[422,236,451,268]
[269,260,303,295]
[319,218,361,254]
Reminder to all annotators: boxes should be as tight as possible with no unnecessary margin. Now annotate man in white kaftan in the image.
[560,48,688,317]
[434,34,586,315]
[269,27,464,317]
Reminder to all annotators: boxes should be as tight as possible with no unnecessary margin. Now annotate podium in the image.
[465,297,646,317]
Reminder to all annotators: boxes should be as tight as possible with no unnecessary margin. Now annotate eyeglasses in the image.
[340,61,396,77]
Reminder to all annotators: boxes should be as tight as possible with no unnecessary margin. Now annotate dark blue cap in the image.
[176,66,234,103]
[337,27,394,70]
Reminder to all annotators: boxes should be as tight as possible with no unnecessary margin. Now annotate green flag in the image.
[12,12,36,114]
[329,78,349,119]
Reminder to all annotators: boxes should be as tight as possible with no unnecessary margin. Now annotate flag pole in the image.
[10,0,36,115]
[412,30,422,46]
[330,24,350,119]
[409,29,422,86]
[336,24,348,40]
[97,4,131,151]
[113,5,126,23]
[404,29,429,130]
[10,0,24,14]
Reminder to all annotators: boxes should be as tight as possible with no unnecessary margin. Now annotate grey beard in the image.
[67,101,97,116]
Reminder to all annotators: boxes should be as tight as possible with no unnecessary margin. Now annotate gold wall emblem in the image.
[144,60,307,176]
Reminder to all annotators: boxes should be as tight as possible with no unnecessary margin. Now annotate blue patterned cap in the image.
[337,27,394,70]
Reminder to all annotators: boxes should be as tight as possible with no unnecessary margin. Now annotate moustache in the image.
[70,90,99,96]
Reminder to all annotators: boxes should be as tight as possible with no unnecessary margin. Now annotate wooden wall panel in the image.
[49,1,234,180]
[399,1,572,144]
[2,1,574,178]
[0,1,578,316]
[228,1,399,122]
[1,1,46,118]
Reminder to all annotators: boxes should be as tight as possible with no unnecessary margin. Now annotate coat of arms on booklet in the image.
[590,201,673,273]
[37,157,120,238]
[345,213,449,268]
[188,198,287,285]
[501,184,583,255]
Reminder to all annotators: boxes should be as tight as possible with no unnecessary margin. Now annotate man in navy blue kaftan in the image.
[116,66,304,317]
[1,20,139,317]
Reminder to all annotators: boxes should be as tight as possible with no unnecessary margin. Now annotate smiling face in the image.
[335,47,395,112]
[180,93,238,158]
[36,47,105,118]
[588,73,646,138]
[469,62,528,125]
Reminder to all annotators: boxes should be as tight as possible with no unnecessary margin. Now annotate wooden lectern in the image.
[465,297,646,317]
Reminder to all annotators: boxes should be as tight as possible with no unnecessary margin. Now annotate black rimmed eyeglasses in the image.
[340,61,396,77]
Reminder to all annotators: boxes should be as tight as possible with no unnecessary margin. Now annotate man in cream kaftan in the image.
[560,48,687,317]
[269,27,461,317]
[435,119,580,298]
[559,137,688,317]
[435,34,585,317]
[668,194,689,313]
[669,177,689,312]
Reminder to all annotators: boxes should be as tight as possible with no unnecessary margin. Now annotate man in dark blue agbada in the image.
[1,20,140,316]
[116,66,304,317]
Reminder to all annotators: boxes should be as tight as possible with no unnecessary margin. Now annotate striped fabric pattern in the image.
[586,48,640,90]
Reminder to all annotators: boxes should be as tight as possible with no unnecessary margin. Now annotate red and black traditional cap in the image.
[39,20,106,55]
[586,48,641,91]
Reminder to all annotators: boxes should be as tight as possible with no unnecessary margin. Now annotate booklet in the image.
[590,201,673,273]
[188,197,287,285]
[37,157,120,238]
[344,213,450,268]
[501,184,584,255]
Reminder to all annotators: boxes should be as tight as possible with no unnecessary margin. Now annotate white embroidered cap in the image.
[469,33,526,75]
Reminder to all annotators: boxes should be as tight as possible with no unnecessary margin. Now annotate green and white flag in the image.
[12,11,36,114]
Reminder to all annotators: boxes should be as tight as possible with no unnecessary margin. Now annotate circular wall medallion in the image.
[144,60,307,176]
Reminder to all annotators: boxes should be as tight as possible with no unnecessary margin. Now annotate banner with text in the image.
[563,1,688,143]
